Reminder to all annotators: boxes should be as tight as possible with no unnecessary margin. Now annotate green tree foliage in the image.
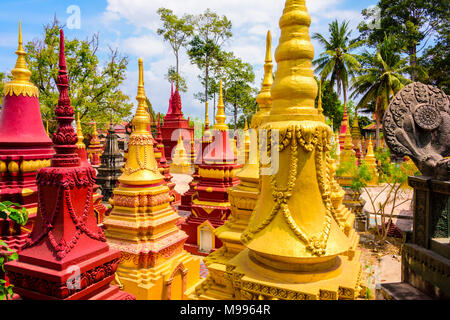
[351,35,411,148]
[312,20,363,105]
[418,21,450,94]
[0,201,28,300]
[157,8,194,91]
[25,19,133,134]
[165,66,188,93]
[0,72,5,106]
[222,54,257,128]
[358,0,448,81]
[187,9,232,118]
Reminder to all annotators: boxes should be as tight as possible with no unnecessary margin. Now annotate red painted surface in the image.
[161,87,194,162]
[155,115,180,205]
[0,42,54,261]
[4,30,134,300]
[181,130,241,255]
[339,104,348,151]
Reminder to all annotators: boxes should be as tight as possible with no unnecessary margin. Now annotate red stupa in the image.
[0,23,54,247]
[4,30,134,300]
[181,81,241,256]
[161,80,194,162]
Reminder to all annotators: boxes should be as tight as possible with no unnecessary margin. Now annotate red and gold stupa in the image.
[181,82,242,256]
[4,30,134,300]
[179,102,210,213]
[161,82,194,162]
[103,58,201,300]
[0,23,54,241]
[86,121,103,167]
[339,102,349,151]
[154,114,180,205]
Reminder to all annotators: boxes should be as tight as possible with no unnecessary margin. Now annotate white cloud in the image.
[103,0,368,119]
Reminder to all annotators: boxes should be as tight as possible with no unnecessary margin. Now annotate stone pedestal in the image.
[382,177,449,299]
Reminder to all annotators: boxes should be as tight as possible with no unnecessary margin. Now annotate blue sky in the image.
[0,0,378,122]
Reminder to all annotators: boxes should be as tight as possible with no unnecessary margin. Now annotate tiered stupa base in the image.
[191,248,362,300]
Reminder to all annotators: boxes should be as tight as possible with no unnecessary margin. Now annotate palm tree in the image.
[313,20,363,106]
[351,34,412,148]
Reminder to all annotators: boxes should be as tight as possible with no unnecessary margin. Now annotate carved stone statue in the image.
[383,82,450,180]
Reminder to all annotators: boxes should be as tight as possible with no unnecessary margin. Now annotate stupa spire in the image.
[213,80,228,131]
[134,58,151,135]
[318,80,324,116]
[76,112,85,148]
[205,101,210,127]
[255,30,273,115]
[52,29,79,167]
[4,21,38,98]
[269,0,318,120]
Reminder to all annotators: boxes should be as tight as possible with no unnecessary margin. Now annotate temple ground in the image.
[170,174,408,299]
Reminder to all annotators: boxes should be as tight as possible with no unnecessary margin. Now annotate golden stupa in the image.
[364,137,379,186]
[103,58,201,300]
[170,135,191,174]
[195,31,274,299]
[193,0,362,300]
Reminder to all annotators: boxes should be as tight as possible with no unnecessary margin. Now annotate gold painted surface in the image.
[76,112,85,149]
[191,0,362,301]
[170,135,190,174]
[212,81,228,131]
[4,22,39,98]
[104,58,201,300]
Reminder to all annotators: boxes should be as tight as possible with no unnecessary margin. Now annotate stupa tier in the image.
[192,0,362,300]
[0,23,54,236]
[181,81,242,256]
[161,81,194,162]
[103,58,201,300]
[4,30,134,300]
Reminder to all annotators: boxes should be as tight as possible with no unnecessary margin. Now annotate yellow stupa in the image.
[364,137,379,186]
[194,0,362,300]
[170,134,191,174]
[103,58,201,300]
[195,31,274,300]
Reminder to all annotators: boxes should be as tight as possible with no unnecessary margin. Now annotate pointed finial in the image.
[318,80,324,115]
[269,0,318,121]
[205,101,210,127]
[76,112,85,148]
[46,120,49,136]
[133,58,151,135]
[255,30,274,114]
[4,21,38,97]
[244,117,249,131]
[213,80,228,131]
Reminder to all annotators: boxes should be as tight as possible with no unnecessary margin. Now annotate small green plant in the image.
[0,201,28,300]
[0,201,28,227]
[354,149,410,245]
[0,240,18,300]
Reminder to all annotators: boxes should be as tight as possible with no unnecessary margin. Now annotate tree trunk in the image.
[175,52,179,89]
[409,45,417,82]
[234,103,238,129]
[205,64,209,122]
